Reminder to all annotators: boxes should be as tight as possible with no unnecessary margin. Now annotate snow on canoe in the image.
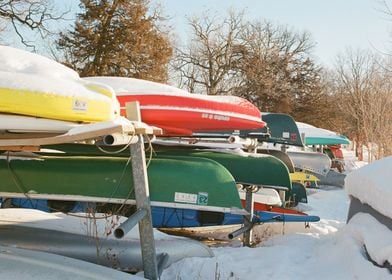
[84,76,265,136]
[296,121,350,145]
[0,46,119,123]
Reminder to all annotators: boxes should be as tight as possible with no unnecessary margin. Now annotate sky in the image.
[152,0,392,67]
[5,0,392,68]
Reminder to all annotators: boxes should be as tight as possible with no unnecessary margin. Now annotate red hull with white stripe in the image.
[84,77,265,136]
[240,200,307,215]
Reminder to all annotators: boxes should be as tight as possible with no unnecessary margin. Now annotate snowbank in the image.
[345,156,392,219]
[161,225,391,280]
[347,213,392,267]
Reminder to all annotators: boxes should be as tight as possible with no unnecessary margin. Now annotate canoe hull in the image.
[3,198,318,228]
[0,113,80,134]
[0,155,243,212]
[0,223,213,272]
[117,94,265,135]
[85,76,265,135]
[152,149,292,190]
[287,150,331,176]
[152,207,319,227]
[0,245,134,279]
[193,113,304,147]
[0,46,119,123]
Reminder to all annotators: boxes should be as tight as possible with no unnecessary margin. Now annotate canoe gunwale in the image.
[0,192,248,215]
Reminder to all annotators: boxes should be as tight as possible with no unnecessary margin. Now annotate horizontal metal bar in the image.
[114,208,147,239]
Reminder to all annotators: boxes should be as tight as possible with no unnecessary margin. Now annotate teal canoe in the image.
[0,154,244,213]
[304,135,350,146]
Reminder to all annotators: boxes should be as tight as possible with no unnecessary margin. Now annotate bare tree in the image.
[0,0,67,50]
[171,10,245,94]
[234,21,322,119]
[172,10,323,126]
[334,48,392,161]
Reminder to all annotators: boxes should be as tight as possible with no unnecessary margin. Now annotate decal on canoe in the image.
[174,192,198,204]
[197,192,208,206]
[291,133,297,141]
[282,132,290,138]
[201,113,230,122]
[174,192,209,205]
[72,99,88,112]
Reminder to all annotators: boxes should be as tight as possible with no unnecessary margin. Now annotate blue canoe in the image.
[3,198,320,228]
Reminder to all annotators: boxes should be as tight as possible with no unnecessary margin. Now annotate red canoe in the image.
[84,77,265,136]
[241,200,307,216]
[329,145,344,159]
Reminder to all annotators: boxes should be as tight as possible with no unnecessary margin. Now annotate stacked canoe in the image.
[0,48,322,232]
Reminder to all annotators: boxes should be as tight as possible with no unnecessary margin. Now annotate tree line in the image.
[1,0,391,160]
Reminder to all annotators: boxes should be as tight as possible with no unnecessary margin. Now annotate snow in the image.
[346,156,392,219]
[85,76,190,96]
[160,149,391,279]
[84,76,254,105]
[0,46,116,102]
[0,134,389,278]
[296,121,342,137]
[0,208,179,241]
[296,121,350,144]
[0,46,78,80]
[347,213,392,266]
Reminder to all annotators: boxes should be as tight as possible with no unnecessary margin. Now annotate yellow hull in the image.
[0,87,118,123]
[290,172,319,188]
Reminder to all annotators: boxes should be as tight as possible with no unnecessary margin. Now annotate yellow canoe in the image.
[290,172,319,188]
[0,46,119,123]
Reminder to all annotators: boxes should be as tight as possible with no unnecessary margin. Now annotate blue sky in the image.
[9,0,391,68]
[153,0,392,67]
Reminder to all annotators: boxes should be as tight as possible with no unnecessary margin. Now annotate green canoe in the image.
[39,144,298,203]
[0,154,243,213]
[257,149,295,173]
[152,148,292,190]
[40,144,291,189]
[151,149,306,205]
[260,113,304,147]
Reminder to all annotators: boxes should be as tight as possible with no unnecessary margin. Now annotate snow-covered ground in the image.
[0,147,389,279]
[161,150,392,280]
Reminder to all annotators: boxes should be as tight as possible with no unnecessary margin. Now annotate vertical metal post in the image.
[301,133,306,150]
[281,144,287,153]
[243,142,258,247]
[242,187,255,246]
[127,102,159,280]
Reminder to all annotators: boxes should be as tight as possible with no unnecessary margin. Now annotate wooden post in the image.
[126,102,159,280]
